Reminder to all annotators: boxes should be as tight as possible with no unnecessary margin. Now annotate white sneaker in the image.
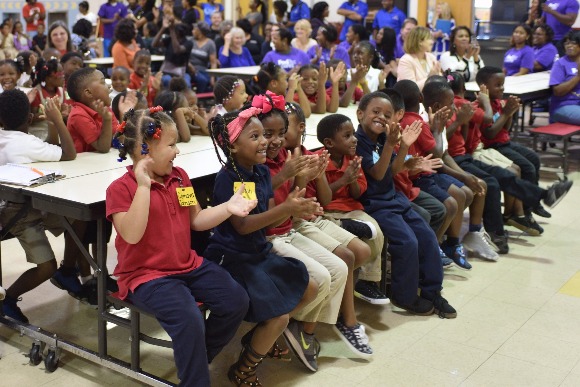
[462,229,499,261]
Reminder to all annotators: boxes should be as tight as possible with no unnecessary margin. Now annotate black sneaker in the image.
[543,180,573,209]
[533,204,551,218]
[2,296,29,324]
[491,232,509,254]
[354,280,390,305]
[526,214,544,235]
[390,296,434,316]
[423,293,457,319]
[505,215,542,236]
[340,219,377,240]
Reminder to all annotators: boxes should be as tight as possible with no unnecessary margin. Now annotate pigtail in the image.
[31,57,59,87]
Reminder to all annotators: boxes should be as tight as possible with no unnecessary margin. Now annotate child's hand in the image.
[378,66,388,86]
[329,61,346,84]
[409,154,443,174]
[288,73,302,91]
[43,96,64,124]
[26,88,39,105]
[228,184,258,216]
[206,106,219,121]
[92,99,111,121]
[400,120,422,147]
[476,84,489,104]
[285,187,323,219]
[152,72,162,90]
[282,148,310,179]
[318,62,327,87]
[118,91,138,118]
[342,156,362,184]
[462,173,486,196]
[429,106,451,134]
[386,123,401,146]
[504,95,521,116]
[351,64,368,84]
[60,102,71,120]
[134,156,153,188]
[329,45,336,60]
[29,54,37,69]
[314,46,322,61]
[456,103,475,125]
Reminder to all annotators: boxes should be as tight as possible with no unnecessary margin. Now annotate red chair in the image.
[530,123,580,177]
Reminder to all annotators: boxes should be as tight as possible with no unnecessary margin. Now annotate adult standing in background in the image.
[76,1,98,36]
[372,0,406,38]
[337,0,369,42]
[270,1,288,25]
[542,0,579,56]
[22,0,45,38]
[207,11,223,40]
[522,0,542,28]
[200,0,224,25]
[309,2,329,39]
[286,0,310,36]
[98,0,129,57]
[237,0,267,36]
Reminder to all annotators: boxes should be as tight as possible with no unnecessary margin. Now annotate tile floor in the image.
[1,170,580,386]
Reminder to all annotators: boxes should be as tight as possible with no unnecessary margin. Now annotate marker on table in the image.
[31,167,45,176]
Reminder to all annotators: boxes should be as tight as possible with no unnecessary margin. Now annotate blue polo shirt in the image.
[200,2,224,25]
[209,163,272,253]
[372,6,406,35]
[338,0,369,41]
[289,1,310,35]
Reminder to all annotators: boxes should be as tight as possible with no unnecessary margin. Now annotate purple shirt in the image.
[545,0,579,40]
[372,6,406,35]
[218,46,256,68]
[98,2,129,39]
[262,48,310,72]
[549,56,580,113]
[395,35,405,58]
[503,46,534,76]
[307,44,351,68]
[338,0,369,41]
[534,43,559,71]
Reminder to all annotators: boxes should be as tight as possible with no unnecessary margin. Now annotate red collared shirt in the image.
[481,99,510,147]
[67,101,118,153]
[265,149,293,236]
[322,152,366,212]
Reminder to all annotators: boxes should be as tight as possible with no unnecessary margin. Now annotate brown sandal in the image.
[228,345,266,386]
[241,326,291,361]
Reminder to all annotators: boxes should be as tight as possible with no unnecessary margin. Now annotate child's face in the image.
[63,56,84,78]
[352,45,372,67]
[185,90,198,108]
[225,81,248,111]
[485,73,505,100]
[86,70,112,106]
[0,64,20,91]
[270,70,288,96]
[435,88,456,119]
[327,121,357,157]
[330,65,347,90]
[262,114,287,160]
[231,117,267,169]
[37,24,45,35]
[285,113,304,149]
[357,97,394,136]
[300,69,318,97]
[147,124,180,181]
[111,69,130,92]
[134,55,151,77]
[46,64,65,88]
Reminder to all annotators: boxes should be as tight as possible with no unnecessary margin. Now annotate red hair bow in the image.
[251,91,285,114]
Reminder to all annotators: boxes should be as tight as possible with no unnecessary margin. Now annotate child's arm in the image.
[327,62,345,113]
[173,107,193,142]
[481,95,520,140]
[189,106,211,136]
[229,187,320,235]
[111,158,154,244]
[476,85,493,125]
[391,121,422,174]
[426,106,451,159]
[446,103,474,139]
[90,99,113,153]
[328,156,363,200]
[313,62,327,114]
[294,151,332,205]
[441,151,486,196]
[271,149,309,190]
[190,184,257,230]
[366,124,397,181]
[44,97,77,161]
[292,76,312,118]
[340,65,367,108]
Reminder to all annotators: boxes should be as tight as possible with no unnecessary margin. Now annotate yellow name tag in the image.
[176,187,197,206]
[234,182,257,201]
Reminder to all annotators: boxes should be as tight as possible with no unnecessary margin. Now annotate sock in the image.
[445,237,459,247]
[80,275,94,285]
[469,224,482,232]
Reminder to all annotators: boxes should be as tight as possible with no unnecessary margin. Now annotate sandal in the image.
[241,326,291,361]
[228,345,266,386]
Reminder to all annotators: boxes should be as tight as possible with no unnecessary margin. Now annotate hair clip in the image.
[42,65,48,71]
[141,143,149,155]
[116,121,126,134]
[153,128,162,139]
[447,75,454,82]
[146,122,156,136]
[49,56,57,61]
[223,79,241,104]
[149,105,163,114]
[112,136,124,150]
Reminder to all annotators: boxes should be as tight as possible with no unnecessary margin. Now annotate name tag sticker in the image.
[372,151,380,164]
[176,187,197,206]
[234,182,257,200]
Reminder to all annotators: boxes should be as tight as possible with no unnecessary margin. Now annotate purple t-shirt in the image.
[218,46,256,68]
[307,45,351,68]
[395,35,405,59]
[98,2,129,39]
[549,56,580,113]
[262,48,310,72]
[534,43,559,71]
[545,0,579,41]
[504,46,534,76]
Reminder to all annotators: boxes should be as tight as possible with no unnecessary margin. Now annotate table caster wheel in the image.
[29,343,42,366]
[44,349,59,372]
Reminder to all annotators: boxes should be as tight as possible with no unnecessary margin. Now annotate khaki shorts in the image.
[472,143,514,169]
[293,217,356,252]
[0,202,64,265]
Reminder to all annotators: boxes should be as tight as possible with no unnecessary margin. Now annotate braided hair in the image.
[250,61,283,95]
[112,107,174,162]
[31,57,59,87]
[214,75,244,105]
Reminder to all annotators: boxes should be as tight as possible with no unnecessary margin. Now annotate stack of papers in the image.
[0,163,64,186]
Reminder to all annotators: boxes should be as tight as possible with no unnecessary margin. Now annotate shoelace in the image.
[481,229,498,250]
[353,324,370,346]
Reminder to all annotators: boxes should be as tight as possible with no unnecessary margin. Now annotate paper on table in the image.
[0,163,64,186]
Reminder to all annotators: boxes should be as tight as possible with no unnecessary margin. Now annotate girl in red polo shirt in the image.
[106,107,255,386]
[29,57,65,142]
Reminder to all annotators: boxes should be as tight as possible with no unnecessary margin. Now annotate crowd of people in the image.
[0,0,579,385]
